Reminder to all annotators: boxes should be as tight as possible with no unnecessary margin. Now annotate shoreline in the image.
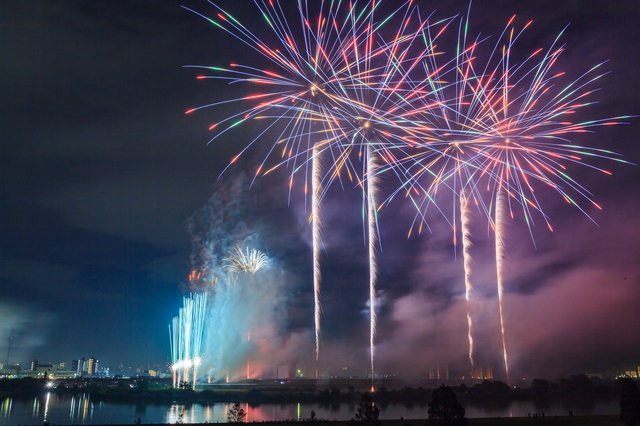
[24,415,623,426]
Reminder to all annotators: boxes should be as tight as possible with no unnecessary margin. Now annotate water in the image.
[0,393,619,425]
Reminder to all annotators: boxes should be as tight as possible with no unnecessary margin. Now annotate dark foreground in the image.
[76,417,623,426]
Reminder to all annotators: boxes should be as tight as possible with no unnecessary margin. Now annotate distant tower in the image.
[4,330,14,369]
[30,359,38,371]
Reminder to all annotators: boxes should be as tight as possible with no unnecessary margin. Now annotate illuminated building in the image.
[87,357,98,376]
[429,361,449,380]
[472,367,493,380]
[35,364,55,374]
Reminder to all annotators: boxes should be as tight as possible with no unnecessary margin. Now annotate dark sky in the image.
[1,0,639,380]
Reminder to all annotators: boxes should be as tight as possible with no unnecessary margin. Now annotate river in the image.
[0,393,619,425]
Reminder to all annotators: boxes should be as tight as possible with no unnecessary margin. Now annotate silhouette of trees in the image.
[619,378,640,426]
[353,394,380,426]
[428,384,466,425]
[531,379,550,398]
[307,409,318,426]
[559,374,594,393]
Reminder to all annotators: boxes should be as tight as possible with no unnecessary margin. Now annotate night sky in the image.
[1,0,639,380]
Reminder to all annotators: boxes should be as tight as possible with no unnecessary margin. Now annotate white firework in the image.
[223,247,269,274]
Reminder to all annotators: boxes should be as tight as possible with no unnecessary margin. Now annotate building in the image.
[87,357,98,376]
[0,364,20,378]
[48,370,77,379]
[472,367,493,380]
[276,363,296,379]
[428,361,449,380]
[30,359,38,371]
[36,364,56,375]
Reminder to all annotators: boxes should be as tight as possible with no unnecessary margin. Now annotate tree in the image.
[353,394,380,426]
[531,379,550,397]
[619,378,640,426]
[227,401,247,423]
[428,384,466,425]
[308,409,318,426]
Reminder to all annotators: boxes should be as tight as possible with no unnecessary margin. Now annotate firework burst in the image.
[185,0,457,371]
[381,12,632,378]
[223,247,269,275]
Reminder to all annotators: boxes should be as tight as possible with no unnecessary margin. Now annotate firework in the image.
[184,0,633,379]
[382,12,632,378]
[495,186,509,383]
[460,189,474,368]
[366,144,379,378]
[223,247,269,275]
[169,292,208,389]
[311,146,322,361]
[185,0,457,373]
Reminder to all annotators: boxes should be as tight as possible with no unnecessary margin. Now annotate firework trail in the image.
[459,189,474,368]
[223,247,269,274]
[169,318,178,387]
[366,143,379,378]
[311,146,322,361]
[494,185,509,383]
[169,292,208,389]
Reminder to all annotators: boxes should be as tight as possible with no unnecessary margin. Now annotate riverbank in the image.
[52,416,623,426]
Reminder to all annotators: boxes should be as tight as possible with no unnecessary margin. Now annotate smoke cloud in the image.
[183,173,310,382]
[0,300,55,367]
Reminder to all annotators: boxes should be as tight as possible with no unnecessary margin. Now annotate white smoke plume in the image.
[185,173,310,382]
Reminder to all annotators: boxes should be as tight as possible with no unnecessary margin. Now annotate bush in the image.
[353,394,380,426]
[227,401,246,423]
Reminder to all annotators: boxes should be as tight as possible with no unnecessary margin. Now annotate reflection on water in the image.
[43,392,50,422]
[0,394,620,425]
[1,398,11,418]
[68,393,93,424]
